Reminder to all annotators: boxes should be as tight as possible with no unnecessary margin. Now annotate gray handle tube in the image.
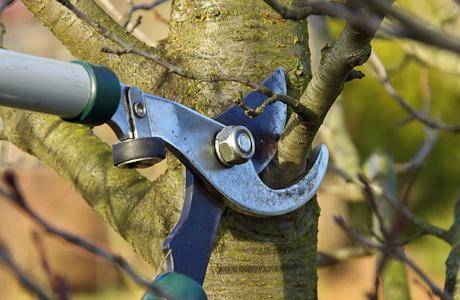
[0,49,121,125]
[0,49,92,118]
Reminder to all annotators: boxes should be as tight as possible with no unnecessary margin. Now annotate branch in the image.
[360,174,451,243]
[31,232,69,300]
[367,0,460,56]
[0,170,172,299]
[261,0,394,188]
[0,241,51,300]
[317,246,372,267]
[369,53,460,133]
[396,128,439,174]
[262,0,383,31]
[335,216,451,300]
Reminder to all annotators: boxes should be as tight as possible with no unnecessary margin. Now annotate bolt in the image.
[133,101,146,118]
[215,125,255,167]
[237,132,252,153]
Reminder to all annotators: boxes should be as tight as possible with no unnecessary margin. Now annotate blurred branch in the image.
[152,9,169,25]
[359,174,451,243]
[123,0,168,28]
[387,54,414,75]
[32,232,68,300]
[335,215,451,300]
[0,170,171,299]
[0,241,50,300]
[128,15,143,33]
[369,53,460,133]
[317,246,372,267]
[396,128,439,174]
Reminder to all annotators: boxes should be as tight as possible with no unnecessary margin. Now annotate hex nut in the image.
[215,125,255,166]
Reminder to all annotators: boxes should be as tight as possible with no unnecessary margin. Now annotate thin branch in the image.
[122,0,168,28]
[31,232,68,300]
[335,215,451,300]
[396,128,439,174]
[359,174,451,243]
[0,241,51,300]
[128,15,143,33]
[317,246,372,267]
[387,54,414,75]
[233,91,316,121]
[264,0,460,57]
[0,171,173,300]
[56,0,316,121]
[397,248,449,300]
[152,9,169,25]
[366,0,460,56]
[262,0,382,31]
[369,53,460,133]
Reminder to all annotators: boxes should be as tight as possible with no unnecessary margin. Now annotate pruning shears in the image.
[0,49,329,299]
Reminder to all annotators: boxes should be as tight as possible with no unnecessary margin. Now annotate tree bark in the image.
[3,0,320,298]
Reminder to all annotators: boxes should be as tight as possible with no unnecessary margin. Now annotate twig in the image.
[369,53,460,133]
[359,174,451,243]
[334,215,452,300]
[317,246,372,267]
[123,0,168,28]
[234,91,316,121]
[0,170,173,300]
[32,231,68,300]
[152,9,169,25]
[396,128,439,174]
[56,0,316,121]
[387,54,413,75]
[128,15,143,33]
[366,0,460,56]
[413,277,435,300]
[0,241,50,300]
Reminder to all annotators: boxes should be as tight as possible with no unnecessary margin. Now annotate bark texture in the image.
[3,0,320,298]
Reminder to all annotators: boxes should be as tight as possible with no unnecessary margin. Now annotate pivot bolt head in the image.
[215,125,255,166]
[133,101,146,118]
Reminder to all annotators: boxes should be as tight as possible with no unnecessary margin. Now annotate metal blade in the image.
[163,170,224,285]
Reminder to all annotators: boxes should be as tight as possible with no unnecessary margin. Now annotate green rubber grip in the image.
[63,61,120,126]
[143,272,207,300]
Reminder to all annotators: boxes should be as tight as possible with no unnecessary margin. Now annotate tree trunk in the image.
[162,3,318,298]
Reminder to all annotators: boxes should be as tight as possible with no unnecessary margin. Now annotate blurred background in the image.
[1,0,459,299]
